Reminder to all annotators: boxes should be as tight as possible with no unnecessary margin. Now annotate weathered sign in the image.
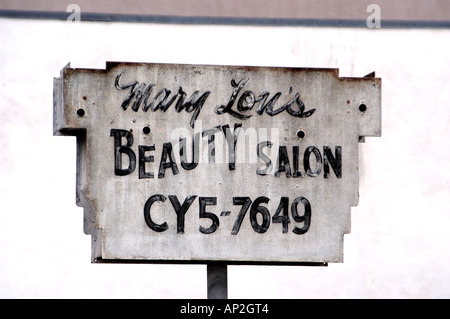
[53,62,381,264]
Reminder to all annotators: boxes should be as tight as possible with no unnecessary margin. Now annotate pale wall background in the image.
[0,17,449,298]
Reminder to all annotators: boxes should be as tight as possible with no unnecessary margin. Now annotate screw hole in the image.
[143,126,151,135]
[359,104,367,113]
[76,108,85,117]
[296,130,306,139]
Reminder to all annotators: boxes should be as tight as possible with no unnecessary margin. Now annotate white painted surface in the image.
[0,18,449,298]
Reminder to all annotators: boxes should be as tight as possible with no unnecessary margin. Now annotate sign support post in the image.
[207,263,228,299]
[53,62,382,298]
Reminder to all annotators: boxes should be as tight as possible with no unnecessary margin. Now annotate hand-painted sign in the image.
[53,62,381,264]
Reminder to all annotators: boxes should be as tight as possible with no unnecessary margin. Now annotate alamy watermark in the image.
[66,4,81,23]
[367,4,381,29]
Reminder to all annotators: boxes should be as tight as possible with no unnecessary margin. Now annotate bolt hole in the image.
[359,104,367,113]
[143,126,151,135]
[296,130,306,139]
[76,108,85,117]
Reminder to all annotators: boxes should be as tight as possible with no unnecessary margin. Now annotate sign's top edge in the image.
[61,61,381,80]
[107,61,341,73]
[62,60,340,74]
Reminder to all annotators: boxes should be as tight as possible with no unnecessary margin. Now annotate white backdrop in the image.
[0,18,449,298]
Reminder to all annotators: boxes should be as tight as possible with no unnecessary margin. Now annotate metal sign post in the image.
[207,263,228,299]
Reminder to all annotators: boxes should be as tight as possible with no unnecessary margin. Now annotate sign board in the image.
[53,62,381,264]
